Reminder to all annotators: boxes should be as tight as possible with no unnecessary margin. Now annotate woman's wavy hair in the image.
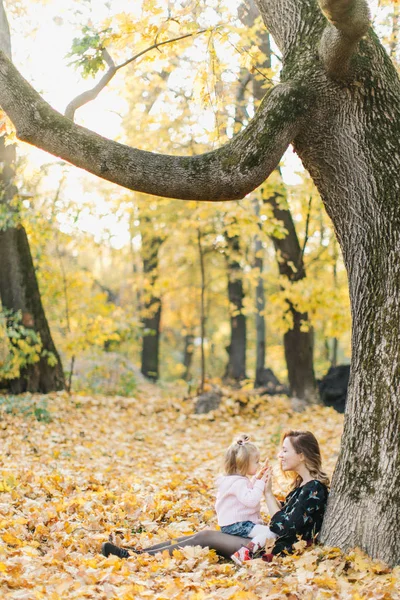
[282,430,330,489]
[224,433,259,477]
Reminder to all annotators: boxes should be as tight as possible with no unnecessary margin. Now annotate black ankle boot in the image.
[101,542,130,558]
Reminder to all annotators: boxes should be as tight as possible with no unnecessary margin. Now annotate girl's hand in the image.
[255,459,270,480]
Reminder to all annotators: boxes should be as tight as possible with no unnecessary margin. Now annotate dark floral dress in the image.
[268,479,329,555]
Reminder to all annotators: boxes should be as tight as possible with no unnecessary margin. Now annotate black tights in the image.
[133,530,250,559]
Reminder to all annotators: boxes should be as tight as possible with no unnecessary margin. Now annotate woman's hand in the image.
[263,466,273,494]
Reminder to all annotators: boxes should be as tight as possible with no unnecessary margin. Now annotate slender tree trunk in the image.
[263,190,317,400]
[224,234,247,382]
[254,239,266,384]
[242,4,316,400]
[183,333,194,381]
[252,198,268,387]
[140,223,163,381]
[331,240,339,367]
[197,229,206,393]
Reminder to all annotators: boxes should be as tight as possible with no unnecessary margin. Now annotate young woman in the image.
[101,429,329,562]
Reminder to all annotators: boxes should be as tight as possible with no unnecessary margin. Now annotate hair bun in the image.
[236,433,250,446]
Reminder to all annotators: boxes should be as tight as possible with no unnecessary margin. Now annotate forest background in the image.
[0,0,364,397]
[1,0,400,597]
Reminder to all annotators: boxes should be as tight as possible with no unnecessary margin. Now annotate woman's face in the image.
[278,437,304,472]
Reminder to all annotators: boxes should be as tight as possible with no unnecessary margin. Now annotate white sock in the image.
[248,525,278,552]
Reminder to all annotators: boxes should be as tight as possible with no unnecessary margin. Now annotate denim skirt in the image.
[220,520,255,537]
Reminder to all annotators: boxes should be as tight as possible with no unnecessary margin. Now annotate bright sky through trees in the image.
[5,0,382,247]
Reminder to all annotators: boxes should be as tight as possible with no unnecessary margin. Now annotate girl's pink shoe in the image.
[231,545,253,565]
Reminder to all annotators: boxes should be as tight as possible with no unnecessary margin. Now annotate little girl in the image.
[215,433,277,564]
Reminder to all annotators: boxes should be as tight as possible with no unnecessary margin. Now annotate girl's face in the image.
[278,437,304,472]
[247,452,260,476]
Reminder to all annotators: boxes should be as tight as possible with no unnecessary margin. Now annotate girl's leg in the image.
[230,525,278,564]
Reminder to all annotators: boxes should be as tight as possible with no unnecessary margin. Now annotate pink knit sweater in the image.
[215,475,265,527]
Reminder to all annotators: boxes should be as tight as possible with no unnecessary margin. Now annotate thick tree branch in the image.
[65,31,207,121]
[0,50,312,201]
[0,0,10,58]
[318,0,371,79]
[255,0,325,56]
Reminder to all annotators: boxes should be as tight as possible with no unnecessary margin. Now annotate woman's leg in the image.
[138,534,198,553]
[103,530,249,560]
[143,530,249,559]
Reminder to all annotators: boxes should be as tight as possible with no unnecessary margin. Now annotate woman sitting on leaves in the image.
[101,430,329,563]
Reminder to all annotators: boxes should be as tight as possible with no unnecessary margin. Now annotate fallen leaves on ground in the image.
[0,386,398,599]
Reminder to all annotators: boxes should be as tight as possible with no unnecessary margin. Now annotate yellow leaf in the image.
[2,532,23,547]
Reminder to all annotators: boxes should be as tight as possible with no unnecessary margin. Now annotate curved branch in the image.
[65,51,117,120]
[318,0,371,79]
[0,50,312,201]
[65,30,207,121]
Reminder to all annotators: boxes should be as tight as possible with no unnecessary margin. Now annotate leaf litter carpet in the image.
[0,386,398,599]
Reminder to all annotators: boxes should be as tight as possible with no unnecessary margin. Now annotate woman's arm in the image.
[268,481,328,537]
[265,492,282,517]
[263,467,282,516]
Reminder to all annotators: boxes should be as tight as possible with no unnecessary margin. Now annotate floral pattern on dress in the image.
[268,480,329,555]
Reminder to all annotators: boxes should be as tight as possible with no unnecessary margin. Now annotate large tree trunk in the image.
[301,63,400,564]
[224,234,247,382]
[140,224,163,381]
[256,0,400,565]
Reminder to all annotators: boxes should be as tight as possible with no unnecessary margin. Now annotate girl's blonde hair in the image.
[224,433,259,476]
[282,430,330,489]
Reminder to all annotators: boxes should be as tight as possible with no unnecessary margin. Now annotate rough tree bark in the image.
[0,0,399,566]
[0,4,64,393]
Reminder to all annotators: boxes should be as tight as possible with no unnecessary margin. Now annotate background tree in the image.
[0,0,64,393]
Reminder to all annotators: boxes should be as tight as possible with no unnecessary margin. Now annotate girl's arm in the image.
[233,476,266,508]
